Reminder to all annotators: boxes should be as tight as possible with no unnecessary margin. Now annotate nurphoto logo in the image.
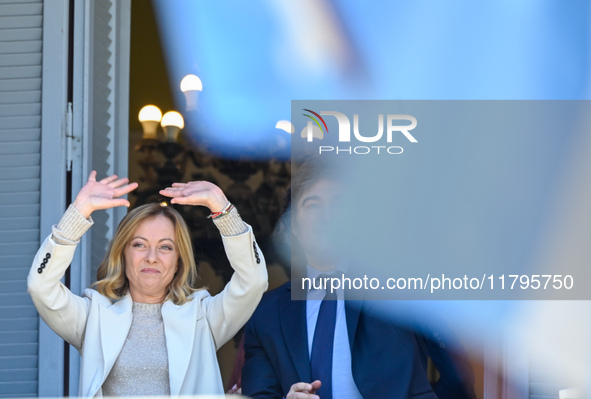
[300,109,418,155]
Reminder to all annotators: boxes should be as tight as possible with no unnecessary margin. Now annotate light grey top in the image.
[102,302,170,396]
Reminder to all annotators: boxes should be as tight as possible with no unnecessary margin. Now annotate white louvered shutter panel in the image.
[0,0,129,396]
[67,0,130,394]
[0,1,47,397]
[70,0,130,292]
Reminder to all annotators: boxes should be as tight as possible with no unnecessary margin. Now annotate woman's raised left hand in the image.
[159,181,229,212]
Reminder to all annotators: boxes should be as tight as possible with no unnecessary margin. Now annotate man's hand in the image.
[73,171,137,219]
[286,380,322,399]
[227,384,242,395]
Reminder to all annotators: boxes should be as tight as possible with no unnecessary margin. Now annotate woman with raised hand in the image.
[28,171,267,397]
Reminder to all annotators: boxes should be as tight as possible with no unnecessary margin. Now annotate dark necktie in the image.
[310,289,337,399]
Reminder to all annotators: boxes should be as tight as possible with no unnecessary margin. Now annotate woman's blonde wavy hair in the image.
[93,203,201,305]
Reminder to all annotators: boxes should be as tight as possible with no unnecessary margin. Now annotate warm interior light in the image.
[275,120,294,134]
[161,111,184,142]
[138,105,162,122]
[138,105,162,139]
[180,74,203,92]
[161,111,184,128]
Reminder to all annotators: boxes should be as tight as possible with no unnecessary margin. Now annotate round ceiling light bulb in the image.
[300,123,323,141]
[180,74,203,92]
[161,111,184,129]
[138,105,162,122]
[138,105,162,139]
[275,120,294,134]
[161,111,185,142]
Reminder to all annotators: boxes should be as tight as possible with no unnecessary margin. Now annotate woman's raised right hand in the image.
[73,171,138,219]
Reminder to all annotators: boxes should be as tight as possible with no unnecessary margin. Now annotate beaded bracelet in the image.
[208,202,234,219]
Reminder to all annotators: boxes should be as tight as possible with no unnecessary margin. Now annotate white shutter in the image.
[0,0,129,395]
[68,0,130,394]
[0,0,60,397]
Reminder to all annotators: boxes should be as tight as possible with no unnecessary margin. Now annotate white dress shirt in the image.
[306,266,363,399]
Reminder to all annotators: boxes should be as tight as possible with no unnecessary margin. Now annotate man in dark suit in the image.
[242,156,476,399]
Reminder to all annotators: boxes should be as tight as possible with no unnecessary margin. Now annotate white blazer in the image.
[27,226,268,397]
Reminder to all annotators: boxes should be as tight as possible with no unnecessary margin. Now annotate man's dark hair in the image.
[274,155,344,277]
[283,155,342,212]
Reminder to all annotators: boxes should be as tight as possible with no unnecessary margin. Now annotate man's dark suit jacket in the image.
[242,282,476,399]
